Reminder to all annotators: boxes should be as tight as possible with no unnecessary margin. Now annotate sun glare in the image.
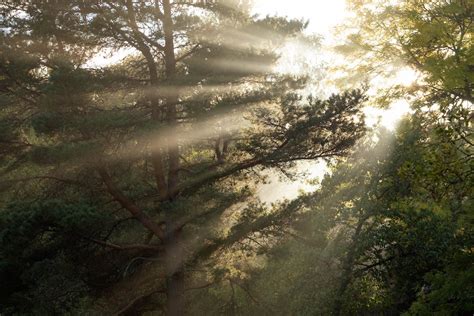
[252,0,348,38]
[274,40,321,76]
[258,161,328,203]
[364,99,413,131]
[395,67,420,87]
[85,48,133,68]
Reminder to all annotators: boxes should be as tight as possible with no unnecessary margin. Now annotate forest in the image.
[0,0,472,315]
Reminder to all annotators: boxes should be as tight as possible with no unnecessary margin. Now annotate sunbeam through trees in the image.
[0,0,472,315]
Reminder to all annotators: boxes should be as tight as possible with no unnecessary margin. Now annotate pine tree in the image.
[0,1,367,314]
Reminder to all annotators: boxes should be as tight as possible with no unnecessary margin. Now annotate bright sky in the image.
[252,0,349,37]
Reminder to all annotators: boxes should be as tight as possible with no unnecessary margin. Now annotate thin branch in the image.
[176,44,201,62]
[84,236,163,251]
[2,176,85,187]
[184,281,216,292]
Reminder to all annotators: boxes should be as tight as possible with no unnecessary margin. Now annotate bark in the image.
[165,228,185,316]
[162,0,180,198]
[125,0,168,200]
[333,217,366,316]
[161,2,184,314]
[98,167,166,241]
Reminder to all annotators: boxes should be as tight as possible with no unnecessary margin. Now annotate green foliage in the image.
[231,115,472,315]
[406,254,474,315]
[0,200,108,314]
[29,142,100,165]
[338,0,473,116]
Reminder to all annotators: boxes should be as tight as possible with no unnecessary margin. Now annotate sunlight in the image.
[257,161,328,203]
[252,0,348,37]
[369,65,421,91]
[209,58,273,74]
[200,26,287,51]
[114,110,246,161]
[394,67,420,87]
[141,83,248,99]
[364,99,412,131]
[82,0,416,203]
[84,48,132,68]
[274,39,320,76]
[3,1,471,314]
[252,0,414,202]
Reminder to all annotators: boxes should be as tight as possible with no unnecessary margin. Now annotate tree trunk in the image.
[332,259,353,316]
[161,1,184,313]
[162,0,180,198]
[333,217,366,316]
[165,228,185,316]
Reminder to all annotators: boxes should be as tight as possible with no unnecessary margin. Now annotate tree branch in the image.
[84,236,163,252]
[114,288,166,316]
[97,166,166,241]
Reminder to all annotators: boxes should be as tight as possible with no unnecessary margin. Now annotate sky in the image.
[252,0,349,37]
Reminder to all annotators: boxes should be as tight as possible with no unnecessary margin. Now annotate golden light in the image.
[257,161,328,203]
[83,1,417,204]
[394,67,420,87]
[364,99,413,131]
[251,0,416,202]
[252,0,348,37]
[85,48,132,68]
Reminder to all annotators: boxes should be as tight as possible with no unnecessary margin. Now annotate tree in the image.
[193,1,474,314]
[339,0,473,98]
[337,0,473,147]
[0,1,367,314]
[234,117,472,315]
[240,1,473,313]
